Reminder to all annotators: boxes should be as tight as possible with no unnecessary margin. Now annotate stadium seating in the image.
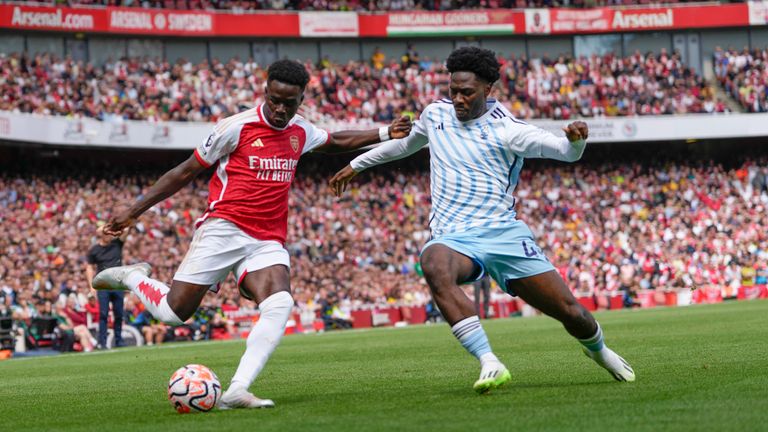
[0,50,723,127]
[0,317,15,351]
[714,47,768,113]
[2,150,767,345]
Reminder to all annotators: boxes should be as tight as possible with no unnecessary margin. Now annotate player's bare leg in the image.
[506,271,635,382]
[92,263,209,324]
[219,265,292,409]
[420,245,511,394]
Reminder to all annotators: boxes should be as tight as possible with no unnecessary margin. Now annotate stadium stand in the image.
[2,144,767,348]
[714,47,768,114]
[0,50,724,126]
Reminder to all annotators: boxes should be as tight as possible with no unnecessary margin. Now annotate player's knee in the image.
[166,297,193,322]
[421,258,451,289]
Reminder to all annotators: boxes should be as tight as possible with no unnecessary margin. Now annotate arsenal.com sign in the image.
[9,6,96,30]
[3,5,212,34]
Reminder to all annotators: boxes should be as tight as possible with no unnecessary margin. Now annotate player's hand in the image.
[329,165,359,197]
[388,115,412,140]
[103,210,135,237]
[562,121,588,142]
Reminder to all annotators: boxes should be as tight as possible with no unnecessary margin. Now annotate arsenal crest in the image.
[290,135,299,152]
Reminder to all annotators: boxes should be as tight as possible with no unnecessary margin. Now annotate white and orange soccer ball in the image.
[168,364,222,414]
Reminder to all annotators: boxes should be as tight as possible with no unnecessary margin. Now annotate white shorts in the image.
[174,218,290,295]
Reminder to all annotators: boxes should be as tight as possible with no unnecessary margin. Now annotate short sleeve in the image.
[194,123,241,167]
[86,248,96,264]
[301,122,331,155]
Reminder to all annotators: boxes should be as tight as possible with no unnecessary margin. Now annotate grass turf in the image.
[1,300,767,432]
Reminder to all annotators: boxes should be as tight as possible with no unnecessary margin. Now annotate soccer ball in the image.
[167,364,222,413]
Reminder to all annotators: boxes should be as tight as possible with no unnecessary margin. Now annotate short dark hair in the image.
[446,47,500,84]
[267,59,310,89]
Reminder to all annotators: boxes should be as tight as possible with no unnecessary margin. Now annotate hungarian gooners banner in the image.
[385,10,519,36]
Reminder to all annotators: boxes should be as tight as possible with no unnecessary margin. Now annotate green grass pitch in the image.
[2,300,767,432]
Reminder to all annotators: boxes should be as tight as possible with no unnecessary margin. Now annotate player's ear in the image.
[484,83,492,97]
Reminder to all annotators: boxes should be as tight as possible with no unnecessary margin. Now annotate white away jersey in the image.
[410,98,577,237]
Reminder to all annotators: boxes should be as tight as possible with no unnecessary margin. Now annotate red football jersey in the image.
[193,104,329,244]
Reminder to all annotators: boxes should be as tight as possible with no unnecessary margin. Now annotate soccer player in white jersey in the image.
[330,47,635,393]
[91,60,411,408]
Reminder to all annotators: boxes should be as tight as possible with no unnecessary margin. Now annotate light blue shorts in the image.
[421,221,555,294]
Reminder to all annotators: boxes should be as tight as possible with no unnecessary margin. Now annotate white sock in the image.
[479,352,500,367]
[124,271,183,325]
[229,291,293,391]
[450,316,500,367]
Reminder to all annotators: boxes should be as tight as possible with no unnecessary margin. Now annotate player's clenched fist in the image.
[388,115,412,139]
[562,121,589,142]
[103,210,135,237]
[329,165,358,197]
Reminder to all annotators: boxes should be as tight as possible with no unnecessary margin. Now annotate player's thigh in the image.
[239,265,290,305]
[235,240,291,305]
[505,270,582,321]
[420,243,478,286]
[175,218,247,287]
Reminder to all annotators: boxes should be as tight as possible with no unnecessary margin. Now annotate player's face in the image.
[264,79,304,128]
[449,71,491,122]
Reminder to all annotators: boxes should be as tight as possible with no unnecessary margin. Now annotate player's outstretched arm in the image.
[314,115,412,153]
[511,120,588,162]
[329,128,429,197]
[103,155,209,236]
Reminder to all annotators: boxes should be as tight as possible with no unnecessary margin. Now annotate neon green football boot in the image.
[473,362,512,394]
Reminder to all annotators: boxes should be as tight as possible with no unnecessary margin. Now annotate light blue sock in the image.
[578,322,605,352]
[451,316,497,363]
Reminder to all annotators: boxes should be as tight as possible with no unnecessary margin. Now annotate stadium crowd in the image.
[0,48,724,128]
[714,47,768,114]
[1,150,767,349]
[30,0,712,11]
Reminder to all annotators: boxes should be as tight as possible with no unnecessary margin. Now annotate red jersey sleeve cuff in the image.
[323,130,331,145]
[194,149,212,168]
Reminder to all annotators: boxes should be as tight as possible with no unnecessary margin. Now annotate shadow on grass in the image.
[443,379,617,398]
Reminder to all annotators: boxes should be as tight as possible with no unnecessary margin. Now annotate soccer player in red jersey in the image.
[92,60,412,409]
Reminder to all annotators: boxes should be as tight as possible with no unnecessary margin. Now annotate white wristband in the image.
[378,126,390,142]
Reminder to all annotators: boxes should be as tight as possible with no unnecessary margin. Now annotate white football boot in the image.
[583,346,636,382]
[92,263,152,291]
[218,387,275,409]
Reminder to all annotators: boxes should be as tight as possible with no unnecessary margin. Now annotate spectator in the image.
[55,301,95,352]
[371,47,386,70]
[86,224,129,349]
[473,276,491,318]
